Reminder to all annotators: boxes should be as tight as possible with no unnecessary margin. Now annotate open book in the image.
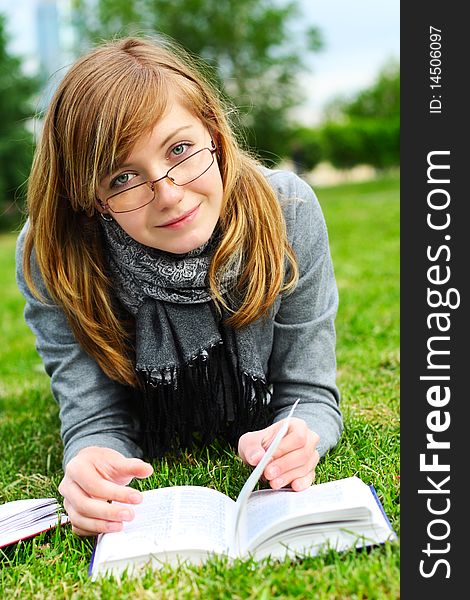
[90,401,396,578]
[0,497,68,548]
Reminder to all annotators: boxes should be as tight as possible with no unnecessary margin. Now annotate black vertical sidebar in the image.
[401,2,466,597]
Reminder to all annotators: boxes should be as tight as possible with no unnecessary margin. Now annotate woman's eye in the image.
[111,173,135,188]
[171,143,191,159]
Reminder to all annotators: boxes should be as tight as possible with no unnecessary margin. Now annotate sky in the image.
[0,0,400,125]
[297,0,399,123]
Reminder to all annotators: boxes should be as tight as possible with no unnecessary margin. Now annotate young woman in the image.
[16,36,342,536]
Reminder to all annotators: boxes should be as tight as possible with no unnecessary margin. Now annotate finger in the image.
[237,431,268,466]
[66,464,145,504]
[269,419,315,460]
[259,421,285,451]
[64,496,135,537]
[291,471,317,492]
[291,450,320,491]
[264,446,310,481]
[65,480,137,521]
[100,457,154,485]
[265,428,318,476]
[241,419,290,465]
[70,512,125,535]
[270,449,320,490]
[269,465,313,490]
[71,524,96,537]
[264,449,316,489]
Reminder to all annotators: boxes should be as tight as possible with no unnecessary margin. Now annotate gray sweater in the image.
[16,168,343,467]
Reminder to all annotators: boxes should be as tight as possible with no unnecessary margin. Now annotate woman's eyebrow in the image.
[104,124,198,179]
[159,125,195,149]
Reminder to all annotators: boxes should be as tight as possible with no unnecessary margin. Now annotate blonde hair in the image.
[23,36,298,386]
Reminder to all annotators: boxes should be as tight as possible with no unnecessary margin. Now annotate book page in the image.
[92,485,235,570]
[0,498,68,548]
[231,399,299,553]
[239,476,377,553]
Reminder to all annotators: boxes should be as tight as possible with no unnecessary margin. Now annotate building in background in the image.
[0,0,75,111]
[37,0,61,78]
[36,0,62,109]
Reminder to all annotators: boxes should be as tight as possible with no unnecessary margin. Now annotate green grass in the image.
[0,174,400,599]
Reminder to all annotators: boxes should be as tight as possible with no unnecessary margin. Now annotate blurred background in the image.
[0,0,399,232]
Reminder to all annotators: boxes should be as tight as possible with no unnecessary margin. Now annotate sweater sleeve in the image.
[264,170,343,456]
[15,222,143,468]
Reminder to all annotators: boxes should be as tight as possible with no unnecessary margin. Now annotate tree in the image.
[287,126,324,174]
[321,61,400,170]
[72,0,322,163]
[324,60,399,122]
[0,14,40,231]
[343,60,399,120]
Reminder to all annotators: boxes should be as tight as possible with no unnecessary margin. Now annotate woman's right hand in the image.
[58,446,154,536]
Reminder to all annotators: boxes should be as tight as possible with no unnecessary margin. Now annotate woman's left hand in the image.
[237,417,320,491]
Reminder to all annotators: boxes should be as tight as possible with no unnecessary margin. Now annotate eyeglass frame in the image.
[98,142,218,214]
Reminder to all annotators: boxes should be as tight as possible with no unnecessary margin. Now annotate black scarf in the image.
[101,219,272,457]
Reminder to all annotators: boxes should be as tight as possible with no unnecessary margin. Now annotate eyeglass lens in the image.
[107,147,215,213]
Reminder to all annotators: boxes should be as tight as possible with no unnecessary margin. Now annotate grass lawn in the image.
[0,173,400,599]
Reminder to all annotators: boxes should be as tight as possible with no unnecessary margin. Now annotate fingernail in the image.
[118,510,133,521]
[267,466,280,479]
[106,521,123,532]
[249,450,264,464]
[129,491,142,503]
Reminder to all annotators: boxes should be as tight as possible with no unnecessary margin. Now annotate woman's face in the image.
[97,101,224,254]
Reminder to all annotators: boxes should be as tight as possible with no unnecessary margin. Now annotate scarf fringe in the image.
[136,341,273,458]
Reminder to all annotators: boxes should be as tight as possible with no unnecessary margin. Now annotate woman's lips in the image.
[157,204,200,229]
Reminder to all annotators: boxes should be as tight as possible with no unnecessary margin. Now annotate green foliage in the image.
[285,62,400,172]
[325,60,399,122]
[0,15,39,232]
[71,0,322,164]
[322,118,400,170]
[321,122,365,170]
[343,60,400,120]
[319,61,400,170]
[0,175,399,597]
[287,126,324,173]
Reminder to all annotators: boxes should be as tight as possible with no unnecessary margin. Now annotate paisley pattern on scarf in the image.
[100,218,273,457]
[101,218,236,312]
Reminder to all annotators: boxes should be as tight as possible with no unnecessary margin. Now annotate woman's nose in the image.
[152,176,184,208]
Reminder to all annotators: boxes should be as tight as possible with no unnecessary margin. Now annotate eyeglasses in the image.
[100,145,217,214]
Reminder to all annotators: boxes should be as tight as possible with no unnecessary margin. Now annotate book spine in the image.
[369,485,396,535]
[88,538,98,577]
